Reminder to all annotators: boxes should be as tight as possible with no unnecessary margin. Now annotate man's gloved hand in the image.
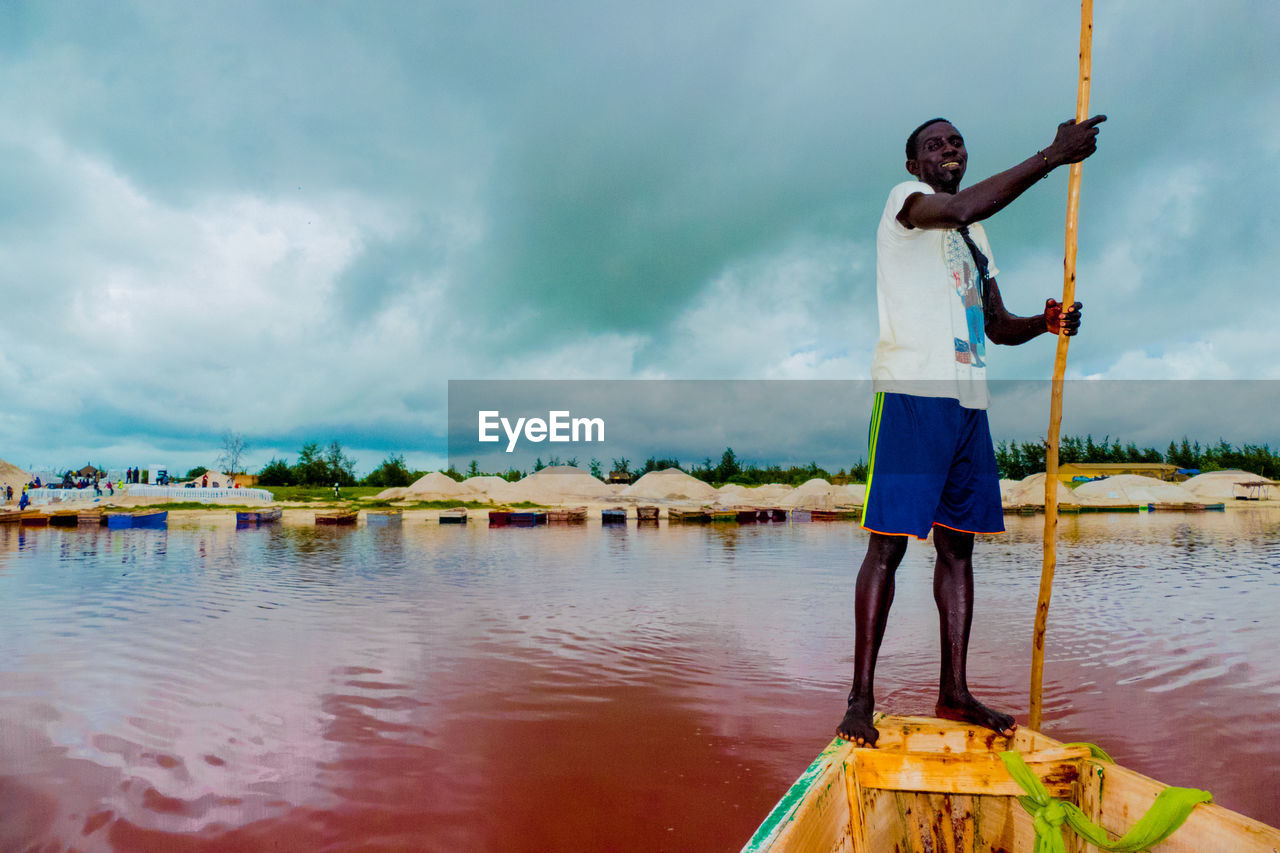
[1044,299,1082,336]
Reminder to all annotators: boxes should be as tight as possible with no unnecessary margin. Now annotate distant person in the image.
[333,482,341,498]
[835,114,1102,748]
[19,490,29,510]
[202,473,208,488]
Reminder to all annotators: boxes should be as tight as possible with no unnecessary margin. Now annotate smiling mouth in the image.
[941,161,961,169]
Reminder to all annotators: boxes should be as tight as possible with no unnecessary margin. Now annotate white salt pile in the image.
[503,466,613,504]
[1003,473,1093,507]
[1180,470,1266,501]
[781,478,839,509]
[716,483,794,505]
[377,471,474,501]
[1072,474,1202,506]
[999,479,1020,503]
[622,469,718,502]
[837,484,867,503]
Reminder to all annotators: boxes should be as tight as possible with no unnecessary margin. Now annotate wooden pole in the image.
[1029,0,1094,732]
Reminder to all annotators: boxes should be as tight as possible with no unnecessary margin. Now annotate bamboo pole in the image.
[1029,0,1094,732]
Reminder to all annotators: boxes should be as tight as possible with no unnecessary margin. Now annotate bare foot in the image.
[835,697,879,747]
[935,692,1016,736]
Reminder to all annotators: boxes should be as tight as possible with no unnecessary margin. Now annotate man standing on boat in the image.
[836,115,1104,747]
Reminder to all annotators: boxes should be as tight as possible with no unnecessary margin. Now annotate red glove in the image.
[1045,299,1082,336]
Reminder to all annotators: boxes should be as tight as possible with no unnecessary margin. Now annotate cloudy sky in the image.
[1,0,1275,476]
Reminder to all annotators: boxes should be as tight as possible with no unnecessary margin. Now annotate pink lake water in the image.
[1,510,1277,851]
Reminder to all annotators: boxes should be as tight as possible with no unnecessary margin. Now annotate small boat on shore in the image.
[236,507,282,525]
[601,508,627,524]
[78,508,104,526]
[48,510,80,527]
[744,714,1280,852]
[636,505,659,522]
[439,507,468,524]
[106,510,168,529]
[315,510,357,526]
[489,510,512,526]
[668,508,711,523]
[508,511,547,527]
[366,509,403,526]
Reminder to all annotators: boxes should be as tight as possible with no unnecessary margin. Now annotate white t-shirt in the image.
[871,180,998,410]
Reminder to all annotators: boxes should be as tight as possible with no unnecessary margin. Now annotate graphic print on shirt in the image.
[943,230,986,368]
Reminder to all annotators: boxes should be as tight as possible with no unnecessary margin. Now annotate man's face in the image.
[907,121,966,193]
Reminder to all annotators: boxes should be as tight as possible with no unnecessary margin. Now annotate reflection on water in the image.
[1,511,1278,851]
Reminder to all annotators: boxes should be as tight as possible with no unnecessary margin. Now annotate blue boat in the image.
[107,510,168,529]
[236,507,282,525]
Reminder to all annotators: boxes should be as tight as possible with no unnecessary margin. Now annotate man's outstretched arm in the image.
[983,277,1081,346]
[901,116,1106,230]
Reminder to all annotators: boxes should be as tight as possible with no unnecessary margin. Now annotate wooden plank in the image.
[741,738,855,852]
[853,746,1087,798]
[870,715,1016,754]
[1088,759,1280,853]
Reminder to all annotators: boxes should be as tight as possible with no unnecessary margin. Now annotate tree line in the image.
[248,436,1279,489]
[995,435,1280,481]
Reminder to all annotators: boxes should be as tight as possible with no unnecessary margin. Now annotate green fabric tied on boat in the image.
[999,746,1212,853]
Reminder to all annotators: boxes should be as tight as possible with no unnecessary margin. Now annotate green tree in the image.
[324,441,358,486]
[363,454,414,487]
[256,458,293,486]
[293,442,327,485]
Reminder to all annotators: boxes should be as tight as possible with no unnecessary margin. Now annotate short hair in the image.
[906,117,952,159]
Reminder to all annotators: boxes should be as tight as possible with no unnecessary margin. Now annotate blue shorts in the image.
[862,392,1004,540]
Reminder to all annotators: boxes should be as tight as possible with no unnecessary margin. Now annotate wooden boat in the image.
[18,510,49,527]
[790,509,812,523]
[439,507,468,524]
[489,510,512,527]
[767,508,788,522]
[508,511,546,527]
[744,714,1280,852]
[315,510,357,526]
[106,510,168,529]
[48,510,80,527]
[78,508,104,526]
[547,506,587,523]
[636,505,659,522]
[236,507,282,525]
[1148,502,1207,512]
[668,508,711,523]
[810,509,840,522]
[710,508,741,523]
[131,509,168,529]
[0,509,24,525]
[601,508,627,524]
[366,509,404,526]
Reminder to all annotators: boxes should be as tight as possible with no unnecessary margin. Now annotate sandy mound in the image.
[404,472,475,497]
[1003,473,1093,507]
[716,483,794,504]
[1072,474,1201,506]
[837,484,867,503]
[780,479,859,509]
[504,466,613,503]
[999,479,1020,502]
[0,457,31,503]
[793,477,833,494]
[374,487,409,500]
[622,469,718,502]
[1181,470,1272,501]
[462,476,523,504]
[180,470,233,487]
